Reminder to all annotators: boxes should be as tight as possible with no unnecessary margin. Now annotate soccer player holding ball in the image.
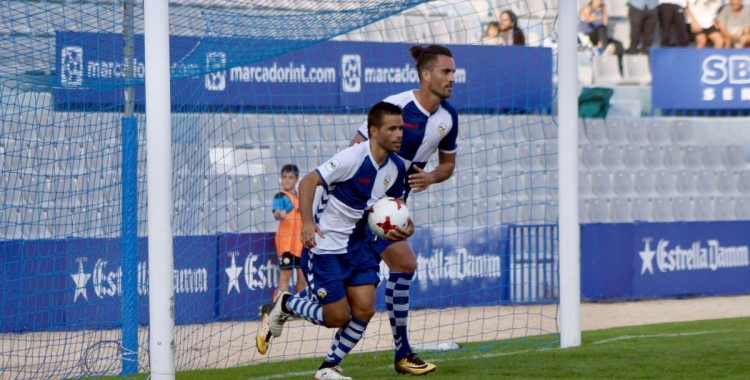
[257,101,410,380]
[348,44,458,375]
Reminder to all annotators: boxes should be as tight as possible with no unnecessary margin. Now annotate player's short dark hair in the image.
[280,164,299,177]
[367,101,403,138]
[410,45,453,81]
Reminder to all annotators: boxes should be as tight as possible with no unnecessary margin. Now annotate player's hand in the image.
[301,222,324,248]
[384,218,414,240]
[408,165,435,193]
[280,210,288,220]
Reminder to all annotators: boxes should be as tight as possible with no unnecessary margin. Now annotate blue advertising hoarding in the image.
[582,222,750,300]
[54,32,553,111]
[0,236,217,333]
[652,48,750,110]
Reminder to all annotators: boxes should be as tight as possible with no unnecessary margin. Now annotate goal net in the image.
[0,1,559,378]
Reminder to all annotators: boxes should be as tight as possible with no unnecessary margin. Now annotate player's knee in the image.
[323,308,350,328]
[351,304,375,322]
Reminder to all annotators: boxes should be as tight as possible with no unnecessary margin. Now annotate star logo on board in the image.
[71,257,91,302]
[225,252,243,294]
[639,238,656,275]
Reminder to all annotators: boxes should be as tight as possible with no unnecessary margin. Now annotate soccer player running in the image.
[257,101,411,380]
[349,44,458,376]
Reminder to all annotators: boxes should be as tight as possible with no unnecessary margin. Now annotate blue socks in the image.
[284,292,325,326]
[386,271,414,362]
[324,315,368,365]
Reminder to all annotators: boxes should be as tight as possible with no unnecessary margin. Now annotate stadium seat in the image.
[578,198,590,223]
[410,198,430,226]
[738,171,750,194]
[517,142,543,171]
[634,171,656,197]
[626,120,649,145]
[588,198,610,222]
[426,17,451,44]
[50,175,80,208]
[543,118,558,139]
[451,14,482,45]
[671,120,695,145]
[621,145,643,169]
[662,146,683,169]
[601,144,622,169]
[547,171,559,199]
[655,171,677,196]
[621,54,651,85]
[456,171,475,202]
[702,146,723,169]
[693,197,715,221]
[541,142,558,170]
[672,198,694,221]
[590,171,613,197]
[5,172,25,206]
[545,201,559,222]
[724,145,746,169]
[605,119,629,144]
[499,144,520,173]
[647,120,671,146]
[592,55,623,85]
[717,171,738,195]
[500,116,529,144]
[682,145,703,169]
[714,197,735,221]
[651,198,674,222]
[612,170,634,197]
[631,197,651,221]
[577,118,589,144]
[585,118,608,144]
[675,170,698,196]
[580,144,603,169]
[250,206,275,233]
[403,16,426,43]
[35,143,57,175]
[526,172,547,200]
[610,198,632,222]
[696,171,719,195]
[642,146,663,170]
[736,197,750,220]
[502,173,528,201]
[456,201,475,226]
[579,171,592,199]
[435,176,459,204]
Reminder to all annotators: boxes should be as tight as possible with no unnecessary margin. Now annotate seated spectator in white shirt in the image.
[685,0,724,48]
[716,0,750,48]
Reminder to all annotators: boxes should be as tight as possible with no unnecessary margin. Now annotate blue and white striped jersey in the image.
[357,90,459,196]
[313,141,406,255]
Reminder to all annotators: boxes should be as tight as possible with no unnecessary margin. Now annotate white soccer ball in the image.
[368,197,410,239]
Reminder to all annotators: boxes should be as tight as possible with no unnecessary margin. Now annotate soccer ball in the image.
[368,197,410,239]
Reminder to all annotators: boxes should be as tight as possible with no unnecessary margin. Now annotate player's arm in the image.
[408,151,456,192]
[272,193,288,220]
[298,171,325,247]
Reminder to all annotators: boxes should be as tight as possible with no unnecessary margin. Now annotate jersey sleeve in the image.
[438,108,459,153]
[356,118,368,139]
[385,155,407,199]
[316,146,361,191]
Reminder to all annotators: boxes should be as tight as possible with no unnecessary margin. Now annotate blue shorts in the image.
[366,224,400,256]
[302,246,381,305]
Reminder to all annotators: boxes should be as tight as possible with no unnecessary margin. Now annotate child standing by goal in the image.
[272,164,307,297]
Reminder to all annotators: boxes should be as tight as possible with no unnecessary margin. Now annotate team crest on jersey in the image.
[317,288,327,299]
[324,158,341,173]
[383,176,390,188]
[438,123,447,136]
[283,257,291,265]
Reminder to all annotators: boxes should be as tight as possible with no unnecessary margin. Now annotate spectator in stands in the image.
[716,0,750,48]
[579,0,614,53]
[480,21,502,45]
[498,10,526,46]
[685,0,724,48]
[627,0,659,54]
[480,11,525,46]
[658,0,690,46]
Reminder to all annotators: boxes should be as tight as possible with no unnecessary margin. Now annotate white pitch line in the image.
[591,329,748,345]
